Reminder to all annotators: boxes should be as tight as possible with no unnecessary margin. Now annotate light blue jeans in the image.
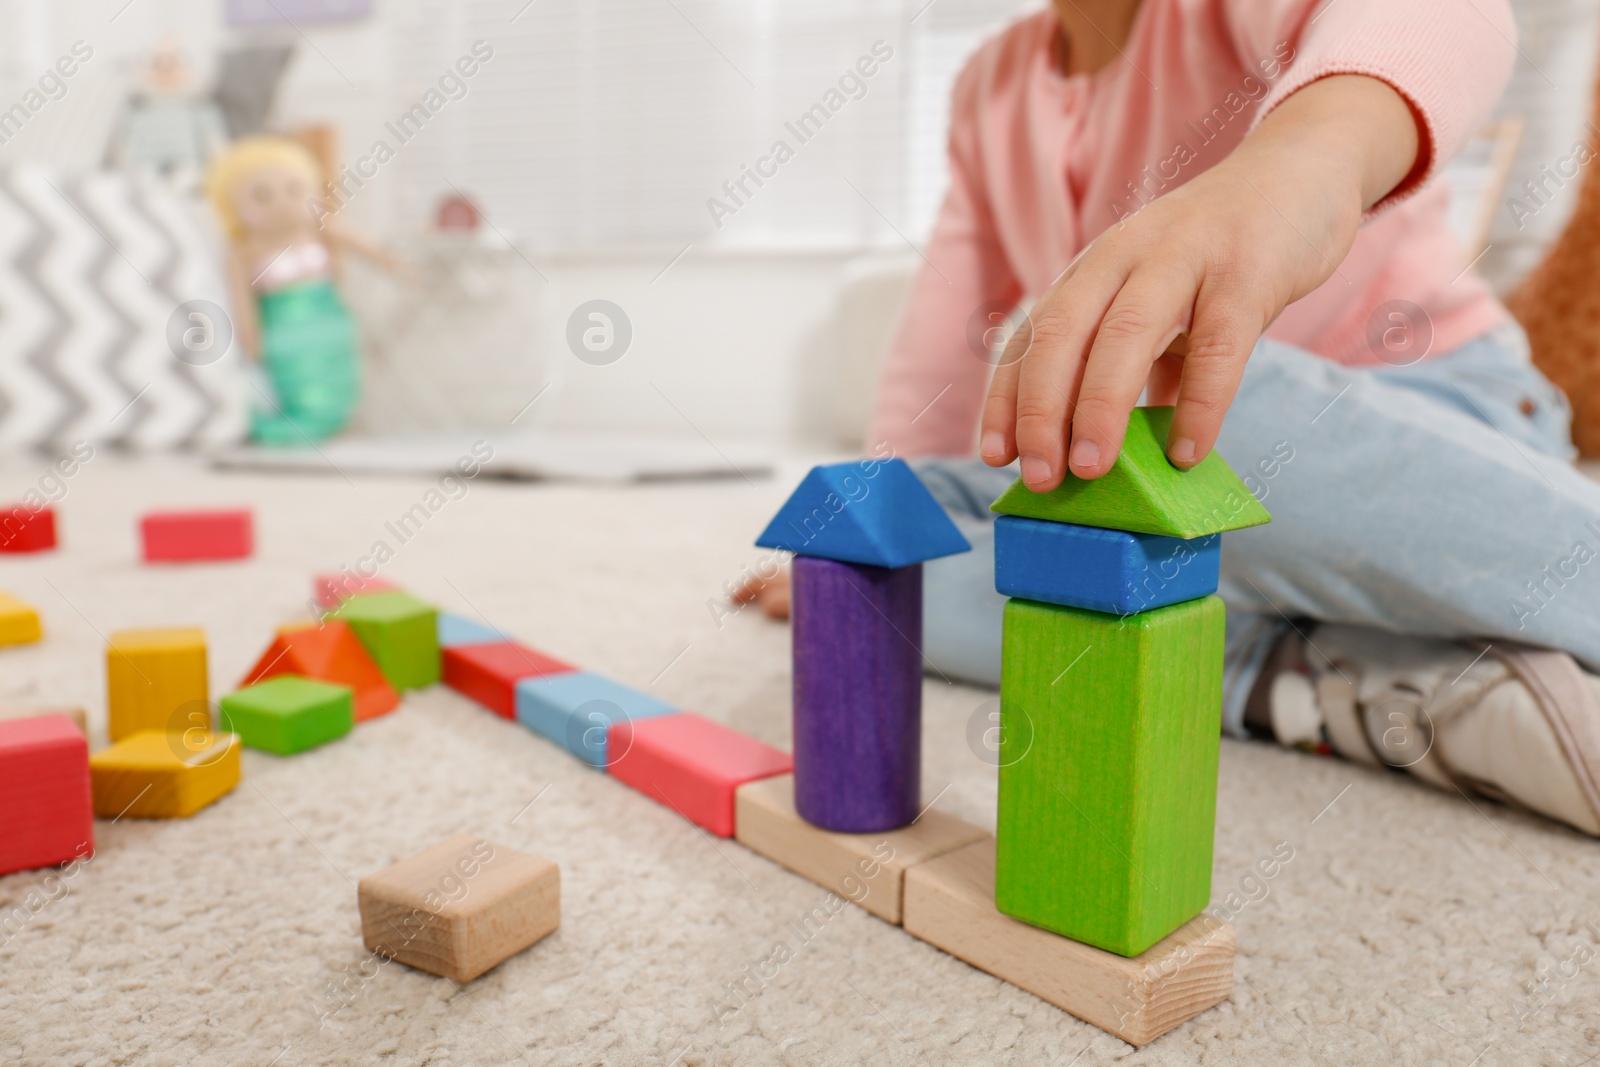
[918,326,1596,736]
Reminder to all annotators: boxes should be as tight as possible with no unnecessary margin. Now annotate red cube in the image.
[607,713,792,837]
[0,714,93,877]
[0,504,56,553]
[442,642,574,718]
[140,509,253,562]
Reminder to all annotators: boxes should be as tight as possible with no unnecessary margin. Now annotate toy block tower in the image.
[989,407,1270,957]
[756,457,970,832]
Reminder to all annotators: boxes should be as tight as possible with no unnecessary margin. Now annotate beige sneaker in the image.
[1282,625,1600,837]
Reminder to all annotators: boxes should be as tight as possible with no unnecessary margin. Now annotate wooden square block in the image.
[333,591,440,690]
[437,613,507,648]
[0,714,93,876]
[993,516,1218,615]
[514,671,676,768]
[608,712,792,836]
[0,504,56,553]
[443,641,573,718]
[904,839,1234,1047]
[220,676,354,754]
[734,774,987,924]
[106,627,209,742]
[313,571,396,609]
[89,730,240,818]
[242,620,399,722]
[0,706,87,735]
[0,592,42,645]
[140,509,253,562]
[997,597,1224,957]
[358,834,559,982]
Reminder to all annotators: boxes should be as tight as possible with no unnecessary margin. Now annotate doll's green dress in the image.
[249,243,359,446]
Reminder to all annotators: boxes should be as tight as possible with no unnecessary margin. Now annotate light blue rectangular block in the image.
[438,613,507,648]
[514,671,677,768]
[993,515,1219,615]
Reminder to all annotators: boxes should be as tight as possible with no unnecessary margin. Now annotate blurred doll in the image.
[105,38,229,181]
[206,135,399,445]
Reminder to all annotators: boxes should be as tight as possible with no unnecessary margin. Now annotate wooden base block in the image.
[734,774,986,924]
[244,620,400,722]
[89,730,240,818]
[0,593,42,645]
[106,628,209,742]
[140,509,253,562]
[904,839,1234,1047]
[359,834,559,982]
[0,714,93,876]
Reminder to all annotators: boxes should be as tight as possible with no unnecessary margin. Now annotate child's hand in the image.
[979,74,1421,490]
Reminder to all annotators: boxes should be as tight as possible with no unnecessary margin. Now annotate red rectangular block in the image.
[0,714,93,876]
[141,509,253,562]
[0,505,56,553]
[443,642,574,718]
[608,712,792,837]
[313,572,397,609]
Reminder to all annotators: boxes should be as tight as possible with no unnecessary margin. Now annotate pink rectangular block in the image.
[141,509,253,562]
[608,712,792,837]
[313,572,397,609]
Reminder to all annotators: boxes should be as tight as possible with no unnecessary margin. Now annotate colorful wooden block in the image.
[0,715,93,876]
[0,592,42,645]
[0,504,56,553]
[993,516,1219,615]
[755,457,971,567]
[438,613,507,648]
[219,677,354,754]
[443,641,573,718]
[990,407,1270,538]
[106,627,209,742]
[514,671,676,768]
[996,596,1225,957]
[89,730,240,818]
[904,838,1235,1046]
[0,706,87,735]
[313,571,397,609]
[607,712,792,836]
[242,620,399,722]
[358,834,559,982]
[140,508,254,562]
[734,774,987,924]
[333,591,440,690]
[792,556,922,832]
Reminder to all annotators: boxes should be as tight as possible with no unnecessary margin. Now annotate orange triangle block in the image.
[242,620,400,722]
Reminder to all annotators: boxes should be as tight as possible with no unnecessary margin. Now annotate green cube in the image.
[219,676,354,754]
[333,591,440,690]
[995,595,1224,957]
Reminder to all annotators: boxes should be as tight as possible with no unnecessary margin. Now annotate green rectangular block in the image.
[219,676,354,754]
[995,595,1224,957]
[333,591,440,690]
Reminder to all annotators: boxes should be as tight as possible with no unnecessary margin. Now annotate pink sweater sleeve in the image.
[866,71,1021,458]
[1231,0,1516,209]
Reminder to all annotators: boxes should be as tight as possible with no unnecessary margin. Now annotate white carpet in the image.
[1,453,1597,1067]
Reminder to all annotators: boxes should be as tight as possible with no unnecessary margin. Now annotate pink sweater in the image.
[870,0,1516,457]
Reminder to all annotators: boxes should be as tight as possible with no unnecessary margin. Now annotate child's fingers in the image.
[1167,281,1262,466]
[1146,349,1185,407]
[981,356,1022,466]
[1069,267,1198,479]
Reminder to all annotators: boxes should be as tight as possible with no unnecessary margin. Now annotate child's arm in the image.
[981,2,1514,489]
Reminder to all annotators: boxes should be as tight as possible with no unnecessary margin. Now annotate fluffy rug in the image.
[1,453,1596,1067]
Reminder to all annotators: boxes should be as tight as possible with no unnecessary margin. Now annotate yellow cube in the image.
[0,593,41,645]
[107,628,208,741]
[89,730,240,818]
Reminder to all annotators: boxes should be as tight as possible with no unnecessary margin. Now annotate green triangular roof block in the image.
[990,407,1271,538]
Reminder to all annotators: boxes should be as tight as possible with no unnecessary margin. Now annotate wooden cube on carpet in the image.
[0,593,42,646]
[0,504,56,553]
[242,620,399,721]
[514,672,675,768]
[608,712,791,836]
[89,730,240,818]
[106,627,208,742]
[0,714,93,876]
[140,509,253,562]
[220,677,354,754]
[442,641,573,718]
[333,591,439,690]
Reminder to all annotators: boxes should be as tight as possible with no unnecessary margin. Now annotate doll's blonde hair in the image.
[205,136,324,238]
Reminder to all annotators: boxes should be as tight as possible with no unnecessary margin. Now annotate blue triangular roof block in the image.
[755,458,971,568]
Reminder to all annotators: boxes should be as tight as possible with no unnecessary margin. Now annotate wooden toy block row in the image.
[514,671,676,768]
[0,592,42,646]
[313,571,396,609]
[442,641,573,719]
[993,516,1219,615]
[359,834,559,982]
[733,774,987,924]
[140,509,253,562]
[220,677,353,755]
[997,596,1225,957]
[608,712,791,837]
[0,714,93,877]
[437,613,507,648]
[903,838,1235,1047]
[89,730,240,818]
[243,620,399,722]
[107,627,208,742]
[333,591,440,691]
[0,503,56,553]
[0,706,87,735]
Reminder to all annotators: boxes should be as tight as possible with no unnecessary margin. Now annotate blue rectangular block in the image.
[514,671,677,768]
[993,515,1219,615]
[437,613,507,648]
